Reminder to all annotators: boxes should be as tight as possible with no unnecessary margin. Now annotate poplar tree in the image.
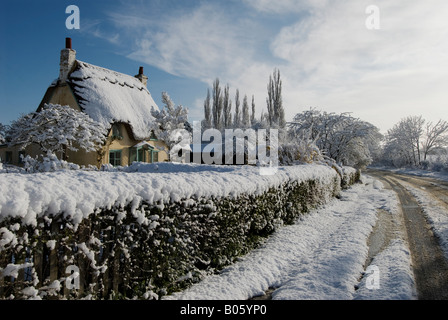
[212,78,223,130]
[234,89,241,128]
[251,95,256,126]
[266,68,285,128]
[242,95,250,128]
[223,84,232,129]
[203,89,212,129]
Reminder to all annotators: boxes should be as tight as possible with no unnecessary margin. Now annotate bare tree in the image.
[385,117,422,167]
[403,116,425,166]
[423,119,448,160]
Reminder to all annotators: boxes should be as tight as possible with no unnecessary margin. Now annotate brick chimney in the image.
[59,37,76,83]
[134,66,148,87]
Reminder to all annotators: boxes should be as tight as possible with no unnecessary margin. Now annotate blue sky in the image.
[1,0,447,133]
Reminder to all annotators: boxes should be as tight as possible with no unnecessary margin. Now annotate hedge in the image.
[0,166,359,300]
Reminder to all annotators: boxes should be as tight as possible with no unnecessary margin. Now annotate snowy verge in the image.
[354,239,416,300]
[164,175,416,300]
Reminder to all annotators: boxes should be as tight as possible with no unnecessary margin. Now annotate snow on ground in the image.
[1,163,418,299]
[399,181,448,261]
[165,175,416,300]
[354,239,416,300]
[371,165,448,261]
[370,166,448,182]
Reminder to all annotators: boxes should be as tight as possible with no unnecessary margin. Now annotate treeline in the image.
[202,69,286,131]
[381,116,448,169]
[198,69,386,169]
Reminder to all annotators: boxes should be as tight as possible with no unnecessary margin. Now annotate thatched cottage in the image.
[1,38,168,168]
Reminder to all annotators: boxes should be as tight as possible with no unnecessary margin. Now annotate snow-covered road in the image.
[165,175,417,300]
[367,169,448,300]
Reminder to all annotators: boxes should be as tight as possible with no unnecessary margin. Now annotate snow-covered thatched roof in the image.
[68,60,159,140]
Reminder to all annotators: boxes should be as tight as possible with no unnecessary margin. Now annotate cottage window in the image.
[129,147,136,164]
[129,144,159,164]
[129,146,147,164]
[150,149,159,163]
[111,124,123,140]
[150,131,158,141]
[109,150,122,167]
[138,148,146,162]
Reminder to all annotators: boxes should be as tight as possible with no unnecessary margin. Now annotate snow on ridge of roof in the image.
[68,60,159,140]
[133,141,155,149]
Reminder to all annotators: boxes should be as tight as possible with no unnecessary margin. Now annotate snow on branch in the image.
[7,104,107,156]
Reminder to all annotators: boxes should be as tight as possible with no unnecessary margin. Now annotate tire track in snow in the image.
[367,170,448,300]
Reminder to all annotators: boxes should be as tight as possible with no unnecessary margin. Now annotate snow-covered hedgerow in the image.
[21,152,81,173]
[0,163,358,299]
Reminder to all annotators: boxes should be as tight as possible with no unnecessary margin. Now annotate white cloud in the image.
[124,3,258,83]
[243,0,329,14]
[107,0,448,132]
[80,18,122,45]
[113,1,275,120]
[268,0,448,131]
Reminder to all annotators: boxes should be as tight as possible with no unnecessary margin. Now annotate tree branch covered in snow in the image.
[7,104,107,158]
[423,119,448,161]
[151,92,191,160]
[288,108,382,168]
[381,116,448,168]
[0,123,6,145]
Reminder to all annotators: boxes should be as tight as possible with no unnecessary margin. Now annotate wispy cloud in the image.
[109,2,260,83]
[242,0,329,14]
[265,0,448,129]
[79,18,122,45]
[102,0,448,131]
